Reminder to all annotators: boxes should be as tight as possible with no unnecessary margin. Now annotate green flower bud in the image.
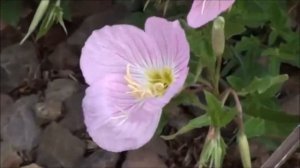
[212,16,225,57]
[199,129,226,168]
[237,131,252,168]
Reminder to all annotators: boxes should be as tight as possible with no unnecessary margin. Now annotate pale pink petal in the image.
[145,17,190,102]
[145,17,189,70]
[163,67,189,102]
[187,0,235,28]
[80,25,161,85]
[83,74,163,152]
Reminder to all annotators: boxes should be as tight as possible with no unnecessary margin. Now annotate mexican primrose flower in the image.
[80,17,190,152]
[187,0,235,28]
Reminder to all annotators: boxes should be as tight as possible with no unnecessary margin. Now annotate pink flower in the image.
[80,17,189,152]
[187,0,235,28]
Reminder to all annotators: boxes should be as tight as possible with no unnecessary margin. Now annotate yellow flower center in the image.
[124,64,174,99]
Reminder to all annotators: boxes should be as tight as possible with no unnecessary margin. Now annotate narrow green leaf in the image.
[36,5,56,39]
[161,114,210,140]
[199,139,215,168]
[20,0,50,44]
[204,91,222,126]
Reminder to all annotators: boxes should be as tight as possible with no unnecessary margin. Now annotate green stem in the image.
[198,78,212,89]
[194,61,203,83]
[220,88,244,130]
[212,56,222,95]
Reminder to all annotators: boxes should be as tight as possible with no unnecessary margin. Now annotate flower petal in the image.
[145,17,190,102]
[187,0,235,28]
[83,74,163,152]
[145,17,190,70]
[80,24,161,85]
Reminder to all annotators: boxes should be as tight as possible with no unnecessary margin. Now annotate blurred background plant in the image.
[1,0,71,44]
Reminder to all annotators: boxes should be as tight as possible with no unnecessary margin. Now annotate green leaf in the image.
[186,27,215,71]
[243,95,299,124]
[244,115,297,140]
[242,75,288,95]
[227,76,245,91]
[1,0,22,26]
[244,117,265,138]
[36,0,68,40]
[204,91,237,127]
[172,91,205,109]
[227,75,288,96]
[219,107,237,127]
[223,12,246,38]
[36,5,57,39]
[235,36,261,53]
[185,53,202,86]
[204,91,222,126]
[161,114,210,140]
[268,30,278,45]
[261,48,280,57]
[20,0,50,44]
[278,35,300,67]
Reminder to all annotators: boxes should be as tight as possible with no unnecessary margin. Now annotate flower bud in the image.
[212,16,225,57]
[237,131,252,168]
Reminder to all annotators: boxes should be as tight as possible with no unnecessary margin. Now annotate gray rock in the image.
[0,94,14,129]
[45,78,79,102]
[0,94,13,112]
[37,122,85,168]
[21,163,43,168]
[34,100,62,123]
[0,42,38,92]
[0,141,23,168]
[59,91,85,132]
[69,0,112,18]
[33,79,79,124]
[1,95,41,153]
[48,42,79,70]
[67,6,128,50]
[168,106,193,131]
[85,140,98,151]
[281,94,300,116]
[122,137,168,168]
[79,149,119,168]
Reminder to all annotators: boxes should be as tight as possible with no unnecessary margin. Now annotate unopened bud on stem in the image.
[237,131,252,168]
[212,16,225,57]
